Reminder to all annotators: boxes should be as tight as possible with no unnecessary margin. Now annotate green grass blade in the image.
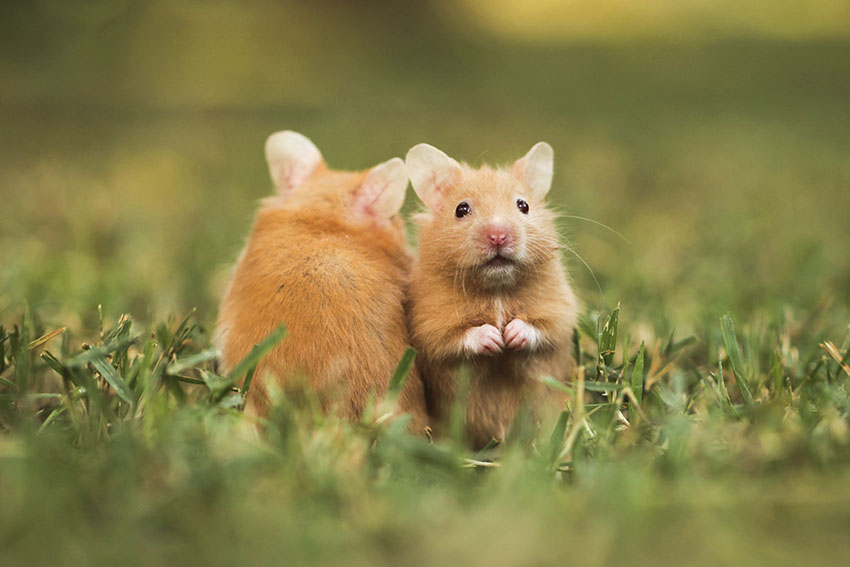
[582,381,625,393]
[539,375,574,395]
[175,375,207,386]
[37,404,66,433]
[10,321,32,394]
[42,350,74,384]
[547,410,570,469]
[65,338,137,367]
[631,341,645,406]
[599,302,620,368]
[201,370,239,399]
[720,314,754,408]
[88,351,135,404]
[241,366,257,397]
[166,348,219,375]
[387,347,416,400]
[227,325,287,383]
[474,438,501,457]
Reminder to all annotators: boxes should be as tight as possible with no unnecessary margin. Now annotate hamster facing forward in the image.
[215,131,427,431]
[405,142,579,448]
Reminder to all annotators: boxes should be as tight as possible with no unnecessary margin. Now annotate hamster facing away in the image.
[215,131,427,431]
[406,142,579,448]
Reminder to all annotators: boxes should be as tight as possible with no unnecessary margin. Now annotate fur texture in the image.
[406,143,578,448]
[215,132,427,431]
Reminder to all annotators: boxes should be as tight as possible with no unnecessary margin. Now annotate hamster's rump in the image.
[215,134,427,430]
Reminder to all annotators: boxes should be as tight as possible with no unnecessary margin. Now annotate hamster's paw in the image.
[504,318,541,350]
[463,324,505,356]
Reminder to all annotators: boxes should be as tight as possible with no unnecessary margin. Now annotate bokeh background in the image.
[2,0,849,335]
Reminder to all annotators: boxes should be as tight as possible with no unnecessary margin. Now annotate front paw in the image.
[504,318,540,350]
[463,324,505,355]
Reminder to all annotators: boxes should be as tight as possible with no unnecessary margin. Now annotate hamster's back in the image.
[216,130,426,427]
[216,204,413,418]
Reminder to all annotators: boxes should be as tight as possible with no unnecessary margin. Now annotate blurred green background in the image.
[1,0,849,333]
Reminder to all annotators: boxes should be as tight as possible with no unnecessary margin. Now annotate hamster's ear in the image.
[355,158,408,220]
[513,142,554,199]
[264,130,323,194]
[405,143,462,210]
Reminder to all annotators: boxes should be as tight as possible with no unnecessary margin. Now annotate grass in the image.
[2,302,850,566]
[2,2,850,565]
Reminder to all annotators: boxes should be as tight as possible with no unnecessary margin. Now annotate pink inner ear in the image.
[428,187,445,211]
[283,165,307,191]
[356,157,407,220]
[265,131,324,194]
[355,183,385,218]
[356,177,402,222]
[421,166,459,211]
[276,159,320,193]
[424,171,447,210]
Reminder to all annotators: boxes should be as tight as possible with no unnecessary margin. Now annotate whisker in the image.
[563,244,606,305]
[559,214,631,245]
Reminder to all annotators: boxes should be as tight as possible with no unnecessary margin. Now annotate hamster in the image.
[215,130,427,431]
[405,142,579,448]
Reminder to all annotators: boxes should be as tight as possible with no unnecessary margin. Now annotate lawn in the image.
[2,2,850,565]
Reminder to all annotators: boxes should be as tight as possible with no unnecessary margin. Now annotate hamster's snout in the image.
[481,220,515,253]
[487,227,510,246]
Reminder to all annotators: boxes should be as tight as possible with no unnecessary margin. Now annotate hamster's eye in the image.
[455,201,471,218]
[516,199,529,214]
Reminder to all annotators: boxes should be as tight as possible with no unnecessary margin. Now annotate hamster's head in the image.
[406,142,560,290]
[264,130,410,251]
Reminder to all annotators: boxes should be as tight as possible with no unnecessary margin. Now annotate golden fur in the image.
[408,161,578,448]
[216,157,427,431]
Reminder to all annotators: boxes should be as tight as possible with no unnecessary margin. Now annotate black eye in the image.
[455,201,471,218]
[516,199,529,214]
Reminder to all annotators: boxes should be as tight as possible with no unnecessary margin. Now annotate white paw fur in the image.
[463,324,505,355]
[503,318,541,350]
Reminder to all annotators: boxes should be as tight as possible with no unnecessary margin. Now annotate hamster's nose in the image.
[489,231,508,245]
[485,223,512,247]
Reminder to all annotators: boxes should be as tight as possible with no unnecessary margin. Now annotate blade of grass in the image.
[539,375,574,395]
[547,410,569,469]
[166,348,219,375]
[720,314,754,408]
[474,438,501,458]
[241,366,256,397]
[599,302,620,369]
[65,338,137,366]
[557,365,587,464]
[37,404,66,433]
[631,341,645,406]
[821,341,850,377]
[582,381,625,392]
[10,322,32,395]
[387,347,416,401]
[227,325,287,383]
[87,351,135,405]
[27,327,66,350]
[201,370,240,399]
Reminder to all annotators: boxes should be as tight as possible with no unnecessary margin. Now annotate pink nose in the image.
[486,225,511,247]
[489,231,508,245]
